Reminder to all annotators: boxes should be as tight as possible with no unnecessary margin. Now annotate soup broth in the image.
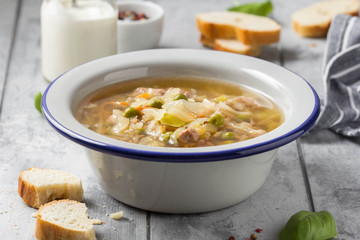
[75,76,284,147]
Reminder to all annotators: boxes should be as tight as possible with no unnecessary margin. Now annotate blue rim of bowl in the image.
[42,67,320,163]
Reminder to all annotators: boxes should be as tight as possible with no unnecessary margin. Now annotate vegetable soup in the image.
[75,76,284,147]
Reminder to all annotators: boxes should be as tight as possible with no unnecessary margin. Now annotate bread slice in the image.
[35,200,96,240]
[200,35,261,57]
[18,168,83,208]
[196,11,281,45]
[292,0,359,37]
[214,39,261,56]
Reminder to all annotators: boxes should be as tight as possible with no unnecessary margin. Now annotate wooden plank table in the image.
[0,0,359,239]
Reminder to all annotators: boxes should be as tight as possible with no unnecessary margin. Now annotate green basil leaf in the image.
[228,0,273,16]
[279,210,337,240]
[34,92,43,114]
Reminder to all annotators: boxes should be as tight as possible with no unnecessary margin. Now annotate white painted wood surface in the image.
[0,0,359,239]
[0,0,19,99]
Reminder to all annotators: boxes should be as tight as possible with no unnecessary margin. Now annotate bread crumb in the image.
[31,212,37,218]
[110,211,123,220]
[91,219,104,225]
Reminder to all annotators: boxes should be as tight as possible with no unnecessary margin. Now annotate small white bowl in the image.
[116,1,164,53]
[42,49,320,213]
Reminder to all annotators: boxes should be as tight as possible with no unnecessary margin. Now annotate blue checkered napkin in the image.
[315,14,360,137]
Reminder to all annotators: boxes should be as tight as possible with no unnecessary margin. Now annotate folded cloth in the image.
[315,14,360,137]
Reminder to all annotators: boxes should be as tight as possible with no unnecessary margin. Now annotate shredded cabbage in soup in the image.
[75,77,283,147]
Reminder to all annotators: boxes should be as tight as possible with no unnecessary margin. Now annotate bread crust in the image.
[18,167,84,209]
[35,200,96,240]
[200,35,261,57]
[214,40,261,57]
[199,35,215,48]
[18,170,41,208]
[235,28,280,45]
[196,18,235,40]
[292,0,359,38]
[196,12,281,45]
[292,11,359,38]
[292,21,330,38]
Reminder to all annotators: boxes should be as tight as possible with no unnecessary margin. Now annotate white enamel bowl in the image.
[42,49,320,213]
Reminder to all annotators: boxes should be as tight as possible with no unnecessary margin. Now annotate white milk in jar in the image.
[41,0,117,82]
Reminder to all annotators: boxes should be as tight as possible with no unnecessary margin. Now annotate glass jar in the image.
[41,0,117,82]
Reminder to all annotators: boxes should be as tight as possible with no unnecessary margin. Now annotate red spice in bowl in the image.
[118,10,148,21]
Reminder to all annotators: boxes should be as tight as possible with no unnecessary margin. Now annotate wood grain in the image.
[0,0,19,109]
[301,131,360,239]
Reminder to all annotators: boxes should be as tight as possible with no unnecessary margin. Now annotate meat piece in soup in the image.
[75,76,284,147]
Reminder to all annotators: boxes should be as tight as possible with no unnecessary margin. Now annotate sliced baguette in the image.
[292,0,359,37]
[196,11,281,45]
[200,35,261,57]
[35,200,96,240]
[18,167,83,208]
[214,39,261,57]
